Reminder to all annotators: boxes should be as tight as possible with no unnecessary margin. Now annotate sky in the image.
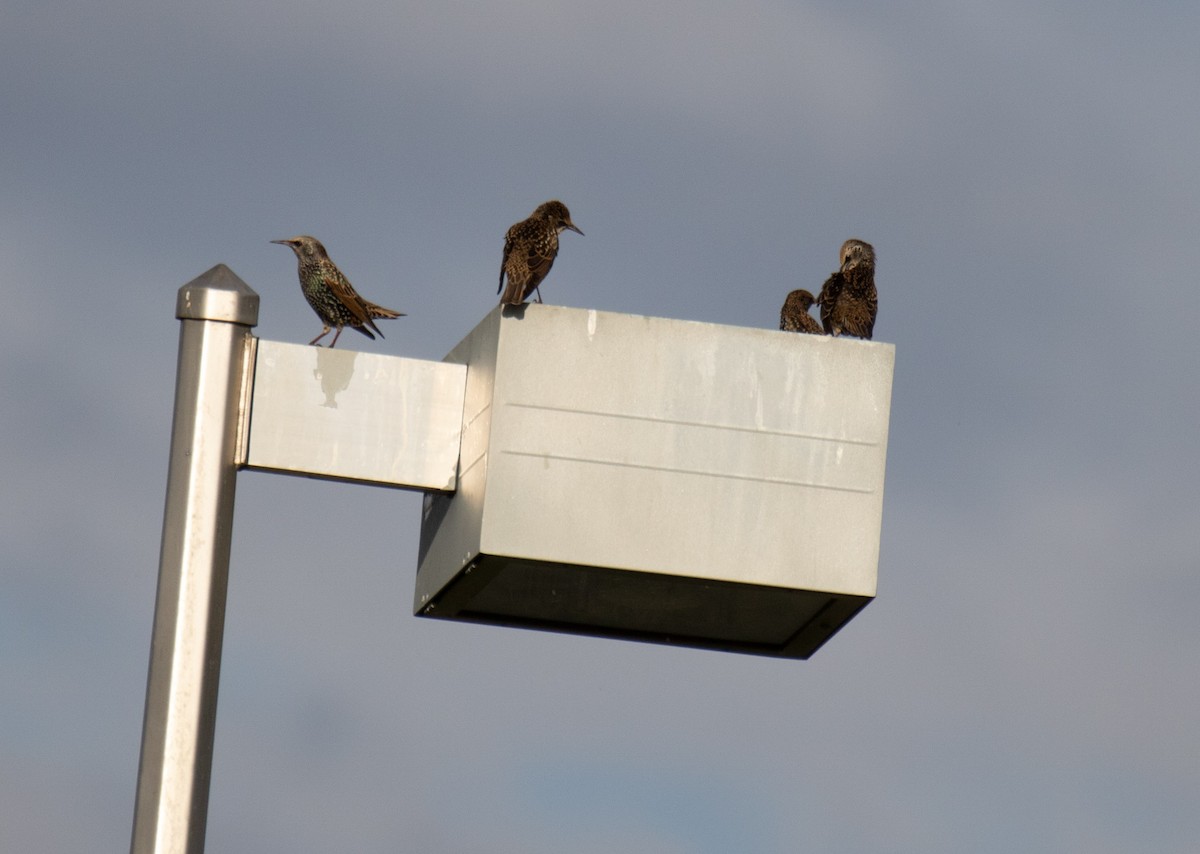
[3,1,1199,851]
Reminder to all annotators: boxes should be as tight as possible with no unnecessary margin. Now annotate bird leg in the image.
[328,326,344,349]
[309,326,331,346]
[533,286,544,304]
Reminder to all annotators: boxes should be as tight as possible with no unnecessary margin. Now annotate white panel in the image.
[245,339,466,491]
[482,307,891,593]
[413,305,894,658]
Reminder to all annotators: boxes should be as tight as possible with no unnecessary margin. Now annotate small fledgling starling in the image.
[817,239,877,340]
[271,235,404,348]
[498,200,584,306]
[779,289,824,334]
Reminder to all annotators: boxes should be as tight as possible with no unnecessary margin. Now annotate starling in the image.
[817,238,877,340]
[271,235,404,348]
[779,289,824,334]
[498,200,584,306]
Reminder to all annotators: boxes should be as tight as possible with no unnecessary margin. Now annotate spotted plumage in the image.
[498,200,584,306]
[779,289,824,334]
[271,235,404,347]
[817,239,877,340]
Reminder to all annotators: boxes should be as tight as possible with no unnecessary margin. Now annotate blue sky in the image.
[3,2,1199,852]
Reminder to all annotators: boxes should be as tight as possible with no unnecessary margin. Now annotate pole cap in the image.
[176,264,260,326]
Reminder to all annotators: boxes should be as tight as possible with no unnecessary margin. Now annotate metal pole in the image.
[130,265,258,854]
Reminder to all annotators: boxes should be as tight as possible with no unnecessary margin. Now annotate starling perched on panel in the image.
[779,289,824,334]
[817,239,877,340]
[271,235,404,348]
[498,200,584,306]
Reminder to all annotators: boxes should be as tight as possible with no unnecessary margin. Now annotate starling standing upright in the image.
[498,200,584,306]
[271,235,404,348]
[817,238,877,340]
[779,289,824,334]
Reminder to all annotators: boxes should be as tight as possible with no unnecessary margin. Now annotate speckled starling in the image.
[271,235,404,348]
[817,239,877,340]
[498,200,584,306]
[779,289,824,334]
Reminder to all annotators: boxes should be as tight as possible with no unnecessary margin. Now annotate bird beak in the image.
[565,222,584,236]
[269,239,290,246]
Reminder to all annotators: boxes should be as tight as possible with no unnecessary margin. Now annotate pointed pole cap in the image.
[176,264,260,326]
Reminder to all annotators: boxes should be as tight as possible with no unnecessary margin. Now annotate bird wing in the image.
[498,228,517,294]
[523,238,558,286]
[324,269,375,328]
[817,271,842,334]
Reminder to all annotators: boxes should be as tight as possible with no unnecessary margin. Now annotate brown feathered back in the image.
[780,289,823,334]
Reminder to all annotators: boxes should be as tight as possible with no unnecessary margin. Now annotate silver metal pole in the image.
[131,265,258,854]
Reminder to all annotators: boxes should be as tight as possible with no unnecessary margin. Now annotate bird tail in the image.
[364,301,406,320]
[499,277,529,306]
[350,301,404,340]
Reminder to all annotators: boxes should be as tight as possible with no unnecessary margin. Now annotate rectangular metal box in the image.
[243,339,467,491]
[415,305,894,658]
